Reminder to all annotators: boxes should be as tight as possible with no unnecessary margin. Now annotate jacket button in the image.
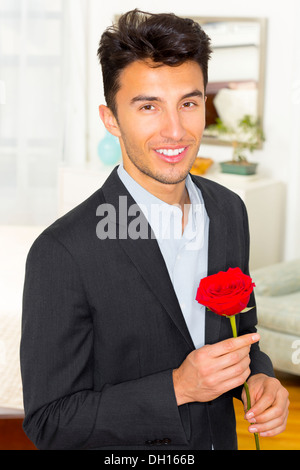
[162,438,172,445]
[153,439,163,445]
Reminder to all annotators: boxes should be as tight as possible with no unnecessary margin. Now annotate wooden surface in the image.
[0,418,36,450]
[234,372,300,450]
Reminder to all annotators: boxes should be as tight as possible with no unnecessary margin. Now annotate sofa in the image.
[252,259,300,376]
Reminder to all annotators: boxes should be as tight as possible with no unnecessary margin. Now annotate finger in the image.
[216,346,251,371]
[218,373,251,396]
[246,398,289,425]
[209,333,260,358]
[215,355,251,384]
[259,413,289,437]
[245,382,289,421]
[212,357,252,395]
[249,410,289,437]
[259,424,287,438]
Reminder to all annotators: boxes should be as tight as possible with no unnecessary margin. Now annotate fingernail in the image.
[252,334,260,341]
[246,412,254,419]
[249,427,257,433]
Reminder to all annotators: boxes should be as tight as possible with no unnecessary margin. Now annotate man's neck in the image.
[122,162,191,234]
[122,163,190,209]
[148,180,190,209]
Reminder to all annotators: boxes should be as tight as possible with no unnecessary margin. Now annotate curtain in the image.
[61,0,88,167]
[0,0,88,225]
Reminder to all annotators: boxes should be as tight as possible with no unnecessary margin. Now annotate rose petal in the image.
[196,267,255,316]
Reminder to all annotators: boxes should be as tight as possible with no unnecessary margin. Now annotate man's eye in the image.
[182,101,196,108]
[141,104,155,111]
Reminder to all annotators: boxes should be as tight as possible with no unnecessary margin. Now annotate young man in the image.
[21,10,289,450]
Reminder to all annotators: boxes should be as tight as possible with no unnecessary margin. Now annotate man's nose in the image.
[160,110,186,141]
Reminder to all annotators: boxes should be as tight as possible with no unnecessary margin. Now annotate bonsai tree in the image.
[207,114,265,163]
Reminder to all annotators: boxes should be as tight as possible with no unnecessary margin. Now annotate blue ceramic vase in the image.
[98,131,121,166]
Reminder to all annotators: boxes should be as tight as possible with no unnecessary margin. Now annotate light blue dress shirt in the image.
[117,164,210,349]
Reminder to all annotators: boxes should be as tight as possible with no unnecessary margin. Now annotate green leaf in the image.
[240,306,255,313]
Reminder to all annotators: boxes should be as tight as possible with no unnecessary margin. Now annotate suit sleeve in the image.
[20,231,189,450]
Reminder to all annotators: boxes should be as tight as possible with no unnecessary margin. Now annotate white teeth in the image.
[156,148,185,156]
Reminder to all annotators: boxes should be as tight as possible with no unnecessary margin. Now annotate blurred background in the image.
[0,0,299,450]
[0,0,299,249]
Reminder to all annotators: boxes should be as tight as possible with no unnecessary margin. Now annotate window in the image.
[0,0,64,224]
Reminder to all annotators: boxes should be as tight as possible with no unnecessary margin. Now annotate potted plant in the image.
[206,115,265,175]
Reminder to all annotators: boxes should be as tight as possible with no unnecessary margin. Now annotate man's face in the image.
[100,60,206,191]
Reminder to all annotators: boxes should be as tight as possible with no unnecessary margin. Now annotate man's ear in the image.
[99,105,121,138]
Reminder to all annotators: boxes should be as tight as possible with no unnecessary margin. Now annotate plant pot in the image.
[220,161,258,176]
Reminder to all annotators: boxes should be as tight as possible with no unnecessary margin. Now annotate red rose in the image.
[196,267,255,317]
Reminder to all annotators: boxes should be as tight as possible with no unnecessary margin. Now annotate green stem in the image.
[229,315,260,450]
[229,316,238,338]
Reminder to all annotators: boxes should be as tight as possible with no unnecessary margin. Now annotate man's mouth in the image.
[154,146,188,163]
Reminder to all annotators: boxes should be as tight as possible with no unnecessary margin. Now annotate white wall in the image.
[87,0,300,261]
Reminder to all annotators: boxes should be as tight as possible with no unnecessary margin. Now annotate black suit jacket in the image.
[20,167,274,450]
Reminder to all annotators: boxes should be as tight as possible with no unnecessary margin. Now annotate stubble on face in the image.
[107,60,206,200]
[118,126,201,186]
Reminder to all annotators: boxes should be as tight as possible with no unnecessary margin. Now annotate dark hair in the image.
[98,9,212,117]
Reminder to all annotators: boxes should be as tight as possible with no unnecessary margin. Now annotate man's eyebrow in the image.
[181,90,204,100]
[130,89,204,105]
[130,95,162,105]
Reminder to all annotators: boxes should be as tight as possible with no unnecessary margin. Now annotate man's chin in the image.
[123,149,196,186]
[141,168,189,186]
[151,164,195,185]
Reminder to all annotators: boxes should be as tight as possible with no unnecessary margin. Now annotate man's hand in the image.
[243,373,289,437]
[173,333,260,405]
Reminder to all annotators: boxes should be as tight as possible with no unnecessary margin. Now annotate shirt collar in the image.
[117,163,204,241]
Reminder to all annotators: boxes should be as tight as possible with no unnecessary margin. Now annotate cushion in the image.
[252,259,300,297]
[257,326,300,375]
[256,291,300,336]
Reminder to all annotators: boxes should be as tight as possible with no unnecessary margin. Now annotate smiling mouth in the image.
[154,147,188,163]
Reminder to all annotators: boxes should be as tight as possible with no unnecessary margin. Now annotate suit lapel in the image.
[120,236,195,349]
[101,168,195,349]
[101,169,228,348]
[191,175,227,345]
